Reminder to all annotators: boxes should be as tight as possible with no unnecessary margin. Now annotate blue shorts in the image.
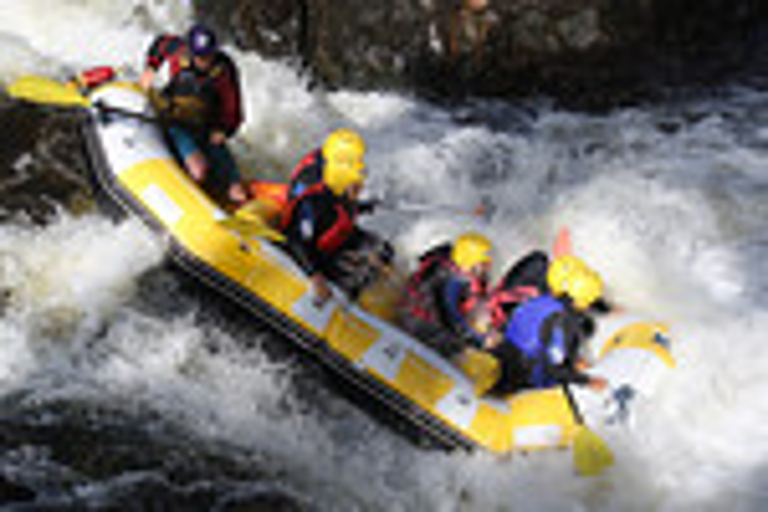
[168,127,242,198]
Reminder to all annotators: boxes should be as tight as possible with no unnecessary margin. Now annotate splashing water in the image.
[3,2,768,510]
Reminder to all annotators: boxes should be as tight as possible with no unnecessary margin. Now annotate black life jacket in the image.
[164,55,225,126]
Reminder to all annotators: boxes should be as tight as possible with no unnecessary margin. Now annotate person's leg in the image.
[167,128,209,183]
[185,152,209,183]
[328,229,394,299]
[400,316,464,358]
[488,342,528,395]
[205,142,247,205]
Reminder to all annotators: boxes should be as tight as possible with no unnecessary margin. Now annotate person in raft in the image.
[139,23,248,205]
[400,232,503,359]
[488,254,611,395]
[280,128,392,306]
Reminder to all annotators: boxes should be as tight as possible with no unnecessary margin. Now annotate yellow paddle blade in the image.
[218,216,285,243]
[236,200,274,224]
[7,75,90,108]
[573,425,615,477]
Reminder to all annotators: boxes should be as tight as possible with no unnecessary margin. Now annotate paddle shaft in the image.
[379,198,490,219]
[7,75,200,132]
[565,381,616,476]
[92,101,203,134]
[91,101,159,123]
[563,383,585,425]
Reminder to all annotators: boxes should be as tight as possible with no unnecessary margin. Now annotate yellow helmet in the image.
[322,129,366,195]
[452,232,493,272]
[570,269,604,310]
[547,255,604,310]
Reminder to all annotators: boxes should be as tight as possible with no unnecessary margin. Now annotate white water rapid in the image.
[2,1,768,511]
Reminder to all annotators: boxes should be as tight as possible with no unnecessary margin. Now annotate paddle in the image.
[552,226,573,258]
[7,75,91,107]
[219,203,285,243]
[377,196,494,221]
[9,76,288,244]
[6,75,174,126]
[563,383,615,476]
[217,217,285,243]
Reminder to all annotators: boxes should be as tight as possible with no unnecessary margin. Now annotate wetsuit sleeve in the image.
[145,34,184,70]
[285,195,323,275]
[211,54,244,137]
[440,278,484,347]
[542,314,591,386]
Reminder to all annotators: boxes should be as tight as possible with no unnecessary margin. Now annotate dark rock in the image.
[0,94,95,223]
[213,488,307,512]
[0,474,36,504]
[192,0,768,106]
[0,398,313,512]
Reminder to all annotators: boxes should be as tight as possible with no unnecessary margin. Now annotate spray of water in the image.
[3,2,768,510]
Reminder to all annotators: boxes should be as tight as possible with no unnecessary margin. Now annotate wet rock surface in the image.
[197,0,768,106]
[0,95,94,223]
[0,398,308,511]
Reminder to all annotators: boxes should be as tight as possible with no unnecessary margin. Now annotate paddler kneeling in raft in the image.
[399,232,504,394]
[486,252,612,396]
[279,128,393,307]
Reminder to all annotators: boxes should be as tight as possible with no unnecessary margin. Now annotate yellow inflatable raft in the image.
[80,81,675,455]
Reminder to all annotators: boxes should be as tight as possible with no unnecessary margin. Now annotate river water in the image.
[1,1,768,511]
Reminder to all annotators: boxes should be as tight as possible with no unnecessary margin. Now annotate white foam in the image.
[3,3,768,510]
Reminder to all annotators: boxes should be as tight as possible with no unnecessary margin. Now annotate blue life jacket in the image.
[504,295,567,388]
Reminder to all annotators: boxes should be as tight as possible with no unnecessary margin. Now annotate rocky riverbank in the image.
[196,0,768,106]
[0,98,93,223]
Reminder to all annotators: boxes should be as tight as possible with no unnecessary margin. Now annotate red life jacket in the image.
[280,183,357,254]
[403,245,488,325]
[459,274,490,317]
[289,149,323,184]
[404,245,540,331]
[486,284,541,329]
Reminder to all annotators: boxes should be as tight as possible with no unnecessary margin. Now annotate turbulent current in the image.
[2,1,768,511]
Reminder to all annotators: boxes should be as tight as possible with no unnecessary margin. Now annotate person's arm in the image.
[285,197,323,275]
[139,34,183,90]
[285,196,333,306]
[210,54,244,139]
[544,314,606,390]
[309,273,332,306]
[441,278,485,347]
[138,68,156,91]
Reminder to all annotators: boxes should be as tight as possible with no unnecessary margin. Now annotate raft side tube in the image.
[81,81,676,455]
